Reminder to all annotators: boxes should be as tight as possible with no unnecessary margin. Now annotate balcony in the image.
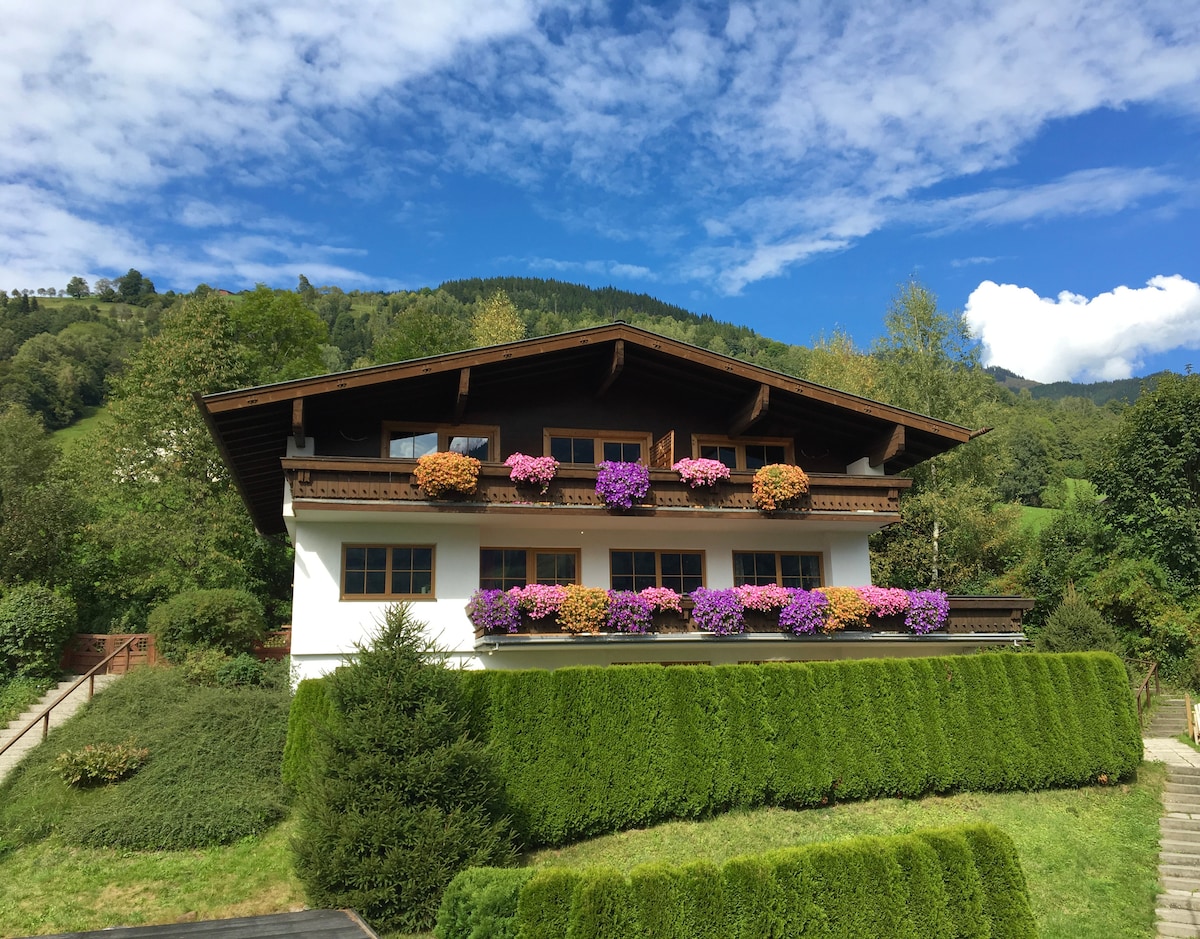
[471,595,1032,646]
[282,458,911,519]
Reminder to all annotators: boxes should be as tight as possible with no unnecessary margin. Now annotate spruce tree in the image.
[292,604,515,932]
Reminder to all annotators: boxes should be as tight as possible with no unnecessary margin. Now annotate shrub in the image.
[461,652,1141,847]
[1036,585,1120,654]
[0,584,76,680]
[415,451,481,498]
[147,588,267,663]
[176,647,229,686]
[54,740,149,787]
[281,677,333,796]
[436,824,1035,939]
[217,653,269,687]
[292,604,515,934]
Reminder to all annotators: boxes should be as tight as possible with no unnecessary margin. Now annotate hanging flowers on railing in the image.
[414,451,481,498]
[751,463,810,511]
[607,591,654,634]
[689,587,746,635]
[465,589,521,634]
[671,457,731,489]
[595,461,651,509]
[906,590,951,635]
[504,452,559,494]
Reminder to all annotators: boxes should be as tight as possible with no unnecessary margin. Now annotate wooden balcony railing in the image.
[284,458,910,517]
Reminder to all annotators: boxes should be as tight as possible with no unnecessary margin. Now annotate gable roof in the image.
[198,322,976,535]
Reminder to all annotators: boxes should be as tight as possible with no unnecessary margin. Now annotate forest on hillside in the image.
[1,273,1197,682]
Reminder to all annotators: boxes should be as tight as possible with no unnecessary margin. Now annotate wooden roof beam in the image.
[596,339,625,397]
[291,398,305,448]
[454,368,470,422]
[729,383,769,436]
[869,423,905,468]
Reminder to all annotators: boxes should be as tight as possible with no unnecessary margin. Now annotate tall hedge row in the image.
[460,652,1140,846]
[435,824,1037,939]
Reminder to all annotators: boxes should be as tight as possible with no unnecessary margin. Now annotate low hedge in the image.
[436,823,1037,939]
[461,652,1140,846]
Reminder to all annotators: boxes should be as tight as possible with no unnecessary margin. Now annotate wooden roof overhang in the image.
[198,323,976,535]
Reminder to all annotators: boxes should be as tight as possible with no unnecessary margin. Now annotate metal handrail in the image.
[1134,659,1160,730]
[0,635,141,760]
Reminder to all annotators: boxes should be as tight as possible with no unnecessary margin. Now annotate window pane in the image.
[344,570,366,594]
[779,553,801,587]
[800,554,822,589]
[450,435,489,461]
[389,431,438,458]
[732,552,755,585]
[681,570,704,593]
[412,570,433,594]
[621,442,642,461]
[633,551,656,576]
[412,547,433,572]
[602,441,623,462]
[345,546,366,570]
[681,553,702,576]
[661,553,681,576]
[765,445,787,464]
[392,547,412,571]
[701,445,737,469]
[550,437,572,463]
[365,570,386,593]
[535,552,576,585]
[392,571,413,595]
[611,551,633,576]
[501,550,526,585]
[365,547,388,570]
[744,445,769,469]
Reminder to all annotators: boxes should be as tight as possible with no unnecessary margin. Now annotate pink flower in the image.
[505,453,559,494]
[671,457,731,488]
[734,583,793,611]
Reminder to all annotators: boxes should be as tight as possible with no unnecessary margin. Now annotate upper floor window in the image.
[732,551,822,590]
[342,545,434,600]
[383,423,499,462]
[479,548,581,590]
[693,435,794,470]
[610,550,704,593]
[544,428,652,465]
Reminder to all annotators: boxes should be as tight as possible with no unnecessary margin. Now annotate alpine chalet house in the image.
[198,323,1029,680]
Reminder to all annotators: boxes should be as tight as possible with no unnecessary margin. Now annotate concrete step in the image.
[1160,892,1200,912]
[1167,783,1200,796]
[1162,841,1200,856]
[1161,864,1200,880]
[1162,876,1200,893]
[1163,853,1200,867]
[1158,922,1200,937]
[1163,821,1200,838]
[0,674,120,784]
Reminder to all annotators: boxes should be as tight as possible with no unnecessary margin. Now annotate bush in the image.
[292,604,516,934]
[0,584,76,680]
[281,677,333,795]
[436,824,1035,939]
[147,588,266,663]
[462,652,1141,847]
[176,647,229,686]
[54,740,149,787]
[217,653,268,687]
[1036,585,1120,654]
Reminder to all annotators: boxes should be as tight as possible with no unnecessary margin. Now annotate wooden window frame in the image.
[341,543,436,601]
[543,427,654,465]
[479,547,582,590]
[691,434,795,470]
[609,549,707,592]
[731,551,823,589]
[382,422,501,461]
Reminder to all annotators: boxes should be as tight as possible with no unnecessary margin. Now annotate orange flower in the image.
[751,463,809,511]
[414,451,481,498]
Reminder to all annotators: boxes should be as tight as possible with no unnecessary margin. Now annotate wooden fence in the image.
[60,629,292,672]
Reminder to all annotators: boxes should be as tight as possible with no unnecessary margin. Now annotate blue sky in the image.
[3,1,1199,383]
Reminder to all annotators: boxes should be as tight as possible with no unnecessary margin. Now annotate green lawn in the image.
[0,765,1165,938]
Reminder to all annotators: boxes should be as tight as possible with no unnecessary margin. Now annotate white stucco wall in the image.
[288,510,883,681]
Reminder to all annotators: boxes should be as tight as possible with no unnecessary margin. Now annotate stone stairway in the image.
[1150,697,1190,739]
[0,674,119,783]
[1145,696,1200,937]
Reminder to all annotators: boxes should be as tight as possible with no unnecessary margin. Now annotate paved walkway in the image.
[1145,737,1200,768]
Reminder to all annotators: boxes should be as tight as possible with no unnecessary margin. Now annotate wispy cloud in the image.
[2,0,1200,293]
[965,275,1200,382]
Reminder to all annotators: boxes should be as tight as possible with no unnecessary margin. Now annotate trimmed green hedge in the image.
[461,652,1140,846]
[281,677,332,795]
[436,824,1036,939]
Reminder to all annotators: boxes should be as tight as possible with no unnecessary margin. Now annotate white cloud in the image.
[964,275,1200,382]
[2,0,1200,294]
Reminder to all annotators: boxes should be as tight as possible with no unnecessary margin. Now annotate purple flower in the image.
[779,589,829,635]
[905,590,950,635]
[607,591,653,633]
[595,461,651,509]
[690,588,745,635]
[465,589,522,634]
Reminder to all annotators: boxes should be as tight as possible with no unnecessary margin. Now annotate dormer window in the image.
[383,423,499,461]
